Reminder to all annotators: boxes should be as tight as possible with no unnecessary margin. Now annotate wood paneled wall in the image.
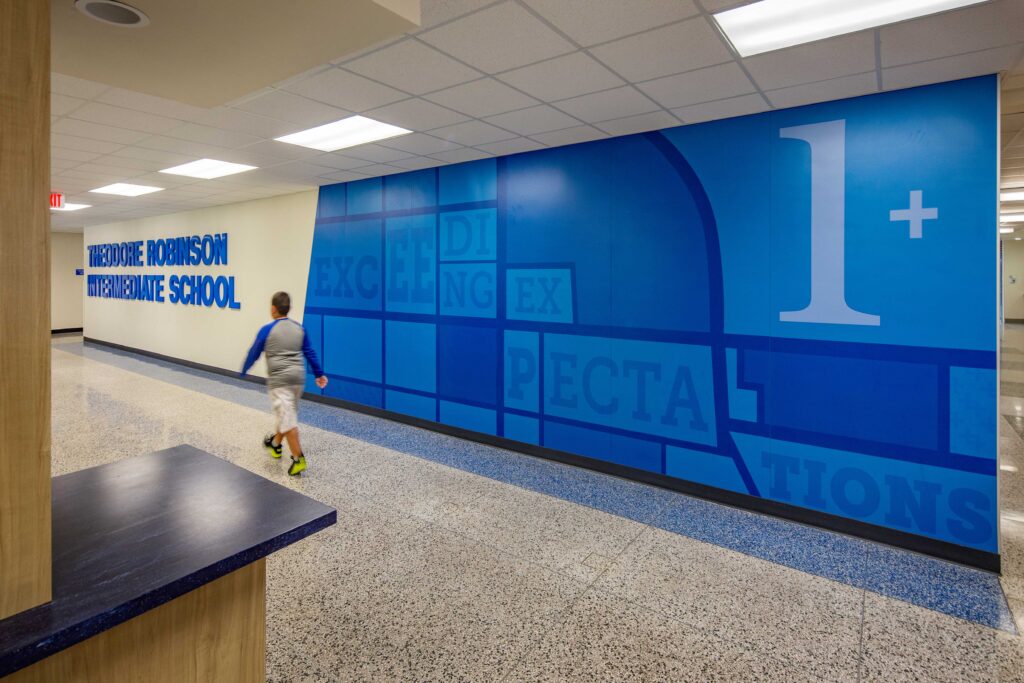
[4,561,266,682]
[0,0,52,619]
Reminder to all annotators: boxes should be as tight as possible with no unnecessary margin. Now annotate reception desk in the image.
[0,445,335,681]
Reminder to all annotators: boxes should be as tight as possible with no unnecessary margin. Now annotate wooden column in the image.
[0,0,52,619]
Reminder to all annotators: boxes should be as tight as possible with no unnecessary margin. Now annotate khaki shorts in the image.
[269,385,303,434]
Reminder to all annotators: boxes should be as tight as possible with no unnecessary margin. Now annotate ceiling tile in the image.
[52,147,101,163]
[282,68,408,112]
[234,90,350,127]
[345,39,481,95]
[51,73,108,99]
[355,163,405,177]
[430,147,494,163]
[240,139,324,162]
[91,154,168,172]
[190,108,298,139]
[380,132,462,155]
[51,159,78,172]
[95,87,207,121]
[485,104,580,135]
[423,78,539,118]
[419,1,575,74]
[342,143,420,163]
[672,93,769,124]
[164,122,265,149]
[255,160,337,179]
[701,0,756,11]
[134,135,241,162]
[590,17,733,83]
[744,32,877,91]
[766,72,878,109]
[52,94,87,117]
[75,162,149,179]
[476,137,545,155]
[320,169,372,183]
[366,98,469,131]
[429,119,518,145]
[312,154,373,171]
[108,146,198,165]
[522,0,699,47]
[593,110,679,136]
[68,102,184,135]
[883,44,1023,92]
[51,134,124,155]
[553,86,659,123]
[497,51,624,101]
[419,0,500,28]
[52,118,150,145]
[390,156,446,170]
[530,125,608,147]
[638,62,755,109]
[882,0,1024,67]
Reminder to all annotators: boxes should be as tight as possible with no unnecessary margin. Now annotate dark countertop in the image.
[0,445,336,677]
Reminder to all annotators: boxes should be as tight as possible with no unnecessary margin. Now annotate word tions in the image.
[86,233,240,309]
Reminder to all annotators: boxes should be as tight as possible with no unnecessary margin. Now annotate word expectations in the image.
[86,233,240,309]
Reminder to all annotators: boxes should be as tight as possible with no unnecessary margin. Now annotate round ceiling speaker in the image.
[73,0,150,28]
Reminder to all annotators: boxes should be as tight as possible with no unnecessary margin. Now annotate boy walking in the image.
[241,291,327,475]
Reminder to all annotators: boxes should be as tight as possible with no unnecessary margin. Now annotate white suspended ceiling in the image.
[50,0,1024,232]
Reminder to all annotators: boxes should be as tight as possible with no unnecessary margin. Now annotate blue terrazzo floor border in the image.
[57,339,1015,632]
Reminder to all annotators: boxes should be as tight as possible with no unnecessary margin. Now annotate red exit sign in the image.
[49,192,64,209]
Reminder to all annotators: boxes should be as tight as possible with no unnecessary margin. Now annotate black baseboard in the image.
[82,336,1000,573]
[1006,319,1024,325]
[52,327,83,334]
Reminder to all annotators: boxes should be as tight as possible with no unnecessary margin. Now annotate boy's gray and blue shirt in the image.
[241,318,324,389]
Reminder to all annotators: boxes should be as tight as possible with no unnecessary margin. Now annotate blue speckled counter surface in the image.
[0,444,336,677]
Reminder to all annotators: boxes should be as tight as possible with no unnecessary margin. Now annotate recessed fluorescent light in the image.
[160,158,257,179]
[1002,227,1014,234]
[275,115,411,152]
[1003,214,1024,223]
[90,183,163,197]
[1004,191,1024,202]
[713,0,987,57]
[50,203,91,212]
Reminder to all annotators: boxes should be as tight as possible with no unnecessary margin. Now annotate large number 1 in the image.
[778,120,879,327]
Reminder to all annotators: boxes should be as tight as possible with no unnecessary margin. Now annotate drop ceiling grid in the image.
[51,0,1024,230]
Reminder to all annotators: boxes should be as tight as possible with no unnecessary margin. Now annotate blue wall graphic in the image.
[303,77,998,553]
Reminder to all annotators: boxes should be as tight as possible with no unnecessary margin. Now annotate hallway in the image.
[44,333,1024,681]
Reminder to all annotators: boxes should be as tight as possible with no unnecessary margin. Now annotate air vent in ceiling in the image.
[73,0,150,28]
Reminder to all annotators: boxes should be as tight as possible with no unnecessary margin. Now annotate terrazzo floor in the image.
[49,331,1024,682]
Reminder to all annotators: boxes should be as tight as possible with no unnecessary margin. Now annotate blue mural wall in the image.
[303,77,998,553]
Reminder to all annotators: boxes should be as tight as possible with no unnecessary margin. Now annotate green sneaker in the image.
[288,454,307,476]
[263,434,282,459]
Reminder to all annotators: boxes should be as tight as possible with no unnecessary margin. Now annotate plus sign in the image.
[889,190,938,239]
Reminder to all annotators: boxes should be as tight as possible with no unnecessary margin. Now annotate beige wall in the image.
[83,190,317,377]
[51,232,83,330]
[1005,240,1024,321]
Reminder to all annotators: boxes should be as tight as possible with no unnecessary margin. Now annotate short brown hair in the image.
[271,291,291,316]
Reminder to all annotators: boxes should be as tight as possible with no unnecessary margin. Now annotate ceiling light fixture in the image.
[90,183,163,197]
[1002,214,1024,223]
[50,203,91,212]
[712,0,987,57]
[160,159,257,179]
[1003,191,1024,202]
[275,115,411,152]
[1001,227,1014,234]
[74,0,150,27]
